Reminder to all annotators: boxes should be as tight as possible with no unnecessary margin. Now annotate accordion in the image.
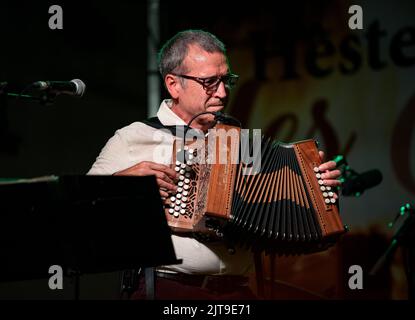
[164,124,346,253]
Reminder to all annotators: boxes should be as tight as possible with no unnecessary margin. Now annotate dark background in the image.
[0,1,413,299]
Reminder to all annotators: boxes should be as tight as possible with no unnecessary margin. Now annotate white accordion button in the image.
[176,161,181,166]
[177,187,183,193]
[174,167,180,172]
[314,167,320,173]
[320,186,326,191]
[180,169,185,174]
[328,191,334,197]
[183,191,189,196]
[182,196,188,202]
[316,173,321,179]
[179,175,185,181]
[180,209,186,215]
[174,206,180,211]
[325,198,331,204]
[180,163,187,169]
[184,185,190,190]
[184,178,190,184]
[326,186,332,191]
[175,200,181,205]
[174,211,180,217]
[181,203,187,208]
[323,192,328,197]
[318,180,324,185]
[170,196,176,202]
[178,181,184,187]
[330,198,336,204]
[176,194,182,199]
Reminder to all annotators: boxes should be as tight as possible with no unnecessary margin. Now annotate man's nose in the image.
[213,81,227,99]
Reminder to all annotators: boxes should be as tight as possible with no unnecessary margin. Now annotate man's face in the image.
[171,44,230,129]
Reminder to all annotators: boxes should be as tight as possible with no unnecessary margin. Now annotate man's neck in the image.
[170,104,214,132]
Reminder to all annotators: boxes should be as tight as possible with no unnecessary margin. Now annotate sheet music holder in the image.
[0,175,180,287]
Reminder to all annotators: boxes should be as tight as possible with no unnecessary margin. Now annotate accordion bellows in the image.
[164,124,346,253]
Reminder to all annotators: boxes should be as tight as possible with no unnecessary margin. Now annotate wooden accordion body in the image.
[164,124,346,253]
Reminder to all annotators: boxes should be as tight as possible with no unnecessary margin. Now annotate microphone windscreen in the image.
[71,79,86,97]
[342,169,383,196]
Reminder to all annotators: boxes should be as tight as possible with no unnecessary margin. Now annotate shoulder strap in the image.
[141,116,203,138]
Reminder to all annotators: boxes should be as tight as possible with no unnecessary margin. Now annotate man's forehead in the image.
[184,44,228,73]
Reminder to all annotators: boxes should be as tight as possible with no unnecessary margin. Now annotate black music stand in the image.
[0,175,181,299]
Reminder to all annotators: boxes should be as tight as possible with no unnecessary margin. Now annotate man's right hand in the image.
[114,161,178,197]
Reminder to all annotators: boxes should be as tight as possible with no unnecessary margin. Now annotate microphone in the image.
[32,79,86,97]
[341,169,383,196]
[213,111,242,127]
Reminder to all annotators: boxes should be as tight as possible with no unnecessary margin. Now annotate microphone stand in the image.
[5,92,57,106]
[369,204,415,299]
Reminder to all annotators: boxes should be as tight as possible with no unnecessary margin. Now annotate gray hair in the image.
[158,30,227,81]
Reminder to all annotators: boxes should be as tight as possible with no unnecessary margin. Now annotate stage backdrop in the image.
[215,0,415,230]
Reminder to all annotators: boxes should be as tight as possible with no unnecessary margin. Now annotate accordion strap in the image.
[141,116,190,138]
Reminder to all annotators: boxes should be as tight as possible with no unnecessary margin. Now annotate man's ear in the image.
[165,74,181,99]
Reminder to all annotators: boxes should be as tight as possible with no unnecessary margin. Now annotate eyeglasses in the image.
[172,73,239,93]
